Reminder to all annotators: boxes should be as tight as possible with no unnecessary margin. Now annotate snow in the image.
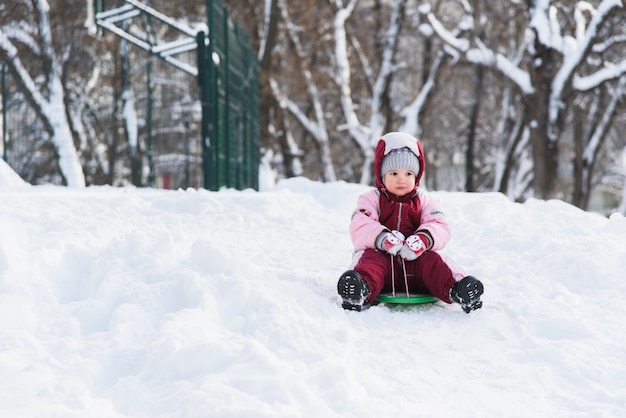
[0,159,30,189]
[1,166,626,417]
[122,90,138,153]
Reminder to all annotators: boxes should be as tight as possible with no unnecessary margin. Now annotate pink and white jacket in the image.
[348,132,465,280]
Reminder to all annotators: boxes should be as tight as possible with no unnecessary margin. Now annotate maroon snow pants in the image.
[353,249,457,304]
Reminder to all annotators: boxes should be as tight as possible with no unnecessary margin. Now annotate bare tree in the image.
[331,0,408,185]
[572,76,626,208]
[270,0,336,182]
[0,0,86,186]
[423,0,626,200]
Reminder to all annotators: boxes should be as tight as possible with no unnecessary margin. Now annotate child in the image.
[337,132,484,313]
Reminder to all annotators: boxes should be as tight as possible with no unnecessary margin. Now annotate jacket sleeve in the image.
[416,189,451,251]
[349,190,387,251]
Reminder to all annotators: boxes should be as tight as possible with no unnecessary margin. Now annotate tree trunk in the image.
[572,107,587,208]
[258,0,280,169]
[527,32,559,199]
[572,78,624,210]
[465,64,484,192]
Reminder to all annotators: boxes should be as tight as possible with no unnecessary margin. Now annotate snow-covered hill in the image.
[1,174,625,417]
[0,159,29,189]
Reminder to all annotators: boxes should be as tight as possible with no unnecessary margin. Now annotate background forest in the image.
[1,0,626,214]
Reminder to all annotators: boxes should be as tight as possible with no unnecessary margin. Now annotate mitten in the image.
[399,233,430,261]
[375,230,405,255]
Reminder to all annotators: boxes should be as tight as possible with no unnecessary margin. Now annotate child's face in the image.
[383,169,416,196]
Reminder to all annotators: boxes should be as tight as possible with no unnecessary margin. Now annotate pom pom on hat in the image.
[380,148,420,178]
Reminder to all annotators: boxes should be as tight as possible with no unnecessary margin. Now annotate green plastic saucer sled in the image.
[376,293,439,304]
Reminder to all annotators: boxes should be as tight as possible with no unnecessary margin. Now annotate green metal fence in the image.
[202,0,260,191]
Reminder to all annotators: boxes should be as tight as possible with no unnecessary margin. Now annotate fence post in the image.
[196,30,213,190]
[207,0,220,191]
[201,0,259,191]
[146,57,155,187]
[2,64,6,162]
[223,6,231,189]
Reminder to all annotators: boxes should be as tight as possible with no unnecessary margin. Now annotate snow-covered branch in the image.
[549,0,624,127]
[0,1,85,187]
[426,12,470,52]
[582,75,626,164]
[367,0,405,146]
[270,78,324,141]
[0,30,49,123]
[280,3,328,142]
[399,50,444,136]
[332,0,369,148]
[270,0,336,181]
[573,59,626,91]
[426,12,533,95]
[330,0,410,184]
[258,0,273,62]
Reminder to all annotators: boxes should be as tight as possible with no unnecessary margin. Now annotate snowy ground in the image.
[1,160,625,417]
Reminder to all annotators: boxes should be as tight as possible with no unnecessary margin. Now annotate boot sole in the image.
[453,277,484,314]
[337,271,369,311]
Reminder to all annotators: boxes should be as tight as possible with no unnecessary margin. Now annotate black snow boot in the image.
[450,276,484,313]
[337,270,370,312]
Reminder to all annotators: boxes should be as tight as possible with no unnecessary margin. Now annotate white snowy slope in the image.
[0,159,30,189]
[0,173,625,418]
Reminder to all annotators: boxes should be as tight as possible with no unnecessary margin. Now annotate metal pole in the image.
[146,57,155,187]
[223,6,231,189]
[197,30,212,190]
[207,0,220,190]
[2,64,7,162]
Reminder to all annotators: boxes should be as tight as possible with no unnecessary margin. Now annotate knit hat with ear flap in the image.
[380,148,421,180]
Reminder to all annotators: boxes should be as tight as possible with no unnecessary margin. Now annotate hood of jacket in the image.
[374,132,426,193]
